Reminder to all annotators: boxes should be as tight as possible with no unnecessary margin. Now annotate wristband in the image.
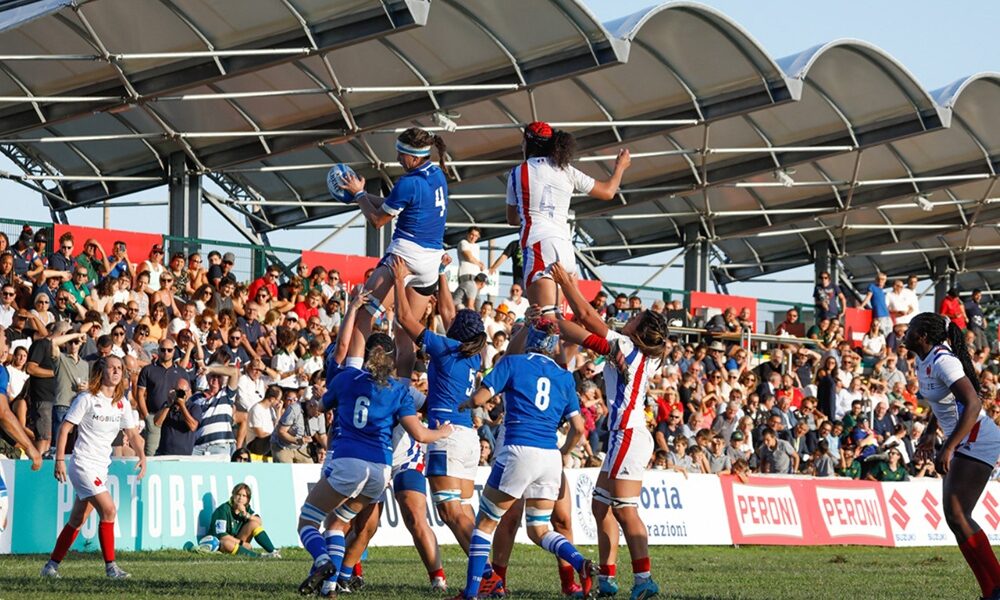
[353,190,366,199]
[439,263,446,274]
[55,458,64,462]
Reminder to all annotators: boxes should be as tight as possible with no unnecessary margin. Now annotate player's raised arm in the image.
[587,149,631,200]
[399,414,453,444]
[559,413,585,457]
[436,254,457,330]
[333,286,370,365]
[550,262,608,339]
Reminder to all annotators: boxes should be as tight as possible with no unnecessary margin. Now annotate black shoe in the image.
[348,575,366,591]
[300,561,336,595]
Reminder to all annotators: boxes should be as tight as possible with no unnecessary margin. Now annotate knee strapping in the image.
[539,304,558,316]
[432,489,462,506]
[365,297,387,320]
[334,504,359,524]
[300,503,327,526]
[478,496,508,522]
[525,506,553,526]
[610,496,640,509]
[592,487,612,506]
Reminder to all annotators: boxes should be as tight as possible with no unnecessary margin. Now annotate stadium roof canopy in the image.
[0,0,997,293]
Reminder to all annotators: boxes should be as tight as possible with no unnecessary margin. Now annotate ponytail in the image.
[946,320,981,395]
[364,346,395,389]
[458,332,487,358]
[431,134,447,172]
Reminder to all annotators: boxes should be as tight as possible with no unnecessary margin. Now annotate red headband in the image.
[525,121,553,140]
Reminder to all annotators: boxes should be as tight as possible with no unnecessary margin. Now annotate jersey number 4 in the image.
[534,377,550,411]
[353,396,370,428]
[434,186,446,217]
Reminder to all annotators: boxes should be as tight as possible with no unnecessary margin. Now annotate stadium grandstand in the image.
[1,1,1000,599]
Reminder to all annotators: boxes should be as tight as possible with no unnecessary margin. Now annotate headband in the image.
[396,140,431,157]
[525,121,553,141]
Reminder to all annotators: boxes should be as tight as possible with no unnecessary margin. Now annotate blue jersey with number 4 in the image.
[421,330,477,429]
[382,162,447,250]
[482,353,579,450]
[327,367,416,465]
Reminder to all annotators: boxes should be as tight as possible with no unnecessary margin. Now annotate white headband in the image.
[396,140,431,157]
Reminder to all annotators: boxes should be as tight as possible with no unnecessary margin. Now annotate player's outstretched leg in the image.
[592,475,621,596]
[297,478,363,596]
[554,474,583,597]
[525,501,598,599]
[449,489,515,600]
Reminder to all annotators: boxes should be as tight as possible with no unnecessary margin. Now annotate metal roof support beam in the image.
[168,153,201,255]
[932,256,952,311]
[683,223,708,293]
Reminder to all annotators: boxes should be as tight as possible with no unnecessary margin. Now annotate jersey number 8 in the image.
[353,396,370,428]
[534,377,550,411]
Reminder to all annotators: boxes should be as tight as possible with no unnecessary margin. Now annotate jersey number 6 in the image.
[534,377,551,411]
[353,396,371,429]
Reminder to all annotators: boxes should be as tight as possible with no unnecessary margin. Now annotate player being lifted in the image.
[450,319,594,600]
[341,127,449,378]
[506,122,631,315]
[551,262,665,600]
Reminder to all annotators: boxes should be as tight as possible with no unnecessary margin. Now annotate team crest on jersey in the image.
[117,401,123,410]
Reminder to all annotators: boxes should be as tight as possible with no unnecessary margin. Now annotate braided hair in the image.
[631,309,670,360]
[398,127,448,172]
[909,312,981,394]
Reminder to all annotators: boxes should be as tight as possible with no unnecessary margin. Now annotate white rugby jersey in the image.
[390,386,427,472]
[916,344,984,438]
[65,390,137,474]
[506,157,595,247]
[584,330,660,431]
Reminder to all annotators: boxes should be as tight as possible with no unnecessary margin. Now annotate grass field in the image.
[0,544,982,600]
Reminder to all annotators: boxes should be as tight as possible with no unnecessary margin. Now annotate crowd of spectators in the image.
[0,223,996,483]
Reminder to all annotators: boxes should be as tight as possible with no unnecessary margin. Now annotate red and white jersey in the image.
[506,157,595,247]
[65,390,137,474]
[391,386,426,473]
[916,345,987,438]
[583,330,660,431]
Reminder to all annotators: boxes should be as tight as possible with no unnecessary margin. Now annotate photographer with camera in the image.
[153,378,201,456]
[270,395,325,464]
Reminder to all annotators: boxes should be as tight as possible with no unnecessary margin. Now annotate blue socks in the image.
[324,530,346,577]
[463,528,494,598]
[299,525,329,566]
[540,531,585,572]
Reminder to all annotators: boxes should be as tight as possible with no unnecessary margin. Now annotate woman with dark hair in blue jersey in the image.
[341,127,450,380]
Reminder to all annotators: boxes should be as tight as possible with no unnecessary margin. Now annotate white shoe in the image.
[262,549,282,559]
[431,576,448,592]
[40,561,60,579]
[105,562,131,579]
[320,579,339,598]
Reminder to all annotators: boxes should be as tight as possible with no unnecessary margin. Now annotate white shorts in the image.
[326,457,391,501]
[386,238,444,290]
[956,417,1000,467]
[601,428,654,481]
[67,461,109,500]
[427,425,479,480]
[523,238,577,285]
[487,444,562,501]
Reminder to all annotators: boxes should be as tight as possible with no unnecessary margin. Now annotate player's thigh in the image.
[304,476,350,518]
[396,490,430,529]
[87,490,117,521]
[526,277,557,308]
[364,265,395,304]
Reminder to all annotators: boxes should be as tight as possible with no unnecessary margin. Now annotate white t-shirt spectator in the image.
[458,239,481,277]
[237,373,270,411]
[169,317,201,340]
[0,304,14,328]
[861,333,886,357]
[247,401,277,443]
[505,296,529,320]
[7,365,28,399]
[271,350,302,389]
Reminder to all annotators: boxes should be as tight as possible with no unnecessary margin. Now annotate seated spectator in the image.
[687,445,709,474]
[707,434,732,474]
[788,421,818,465]
[651,450,668,470]
[727,430,750,464]
[866,448,909,482]
[808,440,836,477]
[871,401,894,440]
[271,396,325,464]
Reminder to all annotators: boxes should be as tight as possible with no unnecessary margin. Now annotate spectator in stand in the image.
[737,307,753,333]
[454,273,488,310]
[705,308,740,338]
[50,323,88,438]
[246,386,280,456]
[901,275,921,324]
[136,338,196,456]
[965,289,987,351]
[455,226,485,303]
[137,244,166,292]
[756,427,799,474]
[860,320,887,363]
[75,239,110,287]
[606,293,628,320]
[169,303,201,341]
[0,284,15,328]
[209,253,236,288]
[813,271,847,323]
[788,421,818,466]
[775,308,803,337]
[886,279,916,326]
[756,348,784,383]
[504,282,528,321]
[190,362,240,457]
[938,287,967,330]
[871,401,893,441]
[488,239,524,288]
[711,401,741,441]
[247,265,281,305]
[271,397,325,463]
[867,448,909,481]
[105,240,133,282]
[26,325,57,454]
[47,232,75,276]
[153,378,201,456]
[861,272,891,335]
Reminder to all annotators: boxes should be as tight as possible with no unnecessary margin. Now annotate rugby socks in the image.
[354,562,363,577]
[252,527,275,553]
[632,557,652,585]
[324,531,347,578]
[540,531,586,573]
[600,563,616,579]
[430,567,447,583]
[490,563,507,586]
[98,521,115,564]
[337,561,353,583]
[235,545,259,558]
[959,530,1000,596]
[463,528,494,598]
[50,525,80,563]
[298,525,329,566]
[558,563,577,592]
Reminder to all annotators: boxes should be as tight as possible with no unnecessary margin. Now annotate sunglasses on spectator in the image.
[113,331,125,337]
[158,346,175,353]
[56,297,68,302]
[2,292,14,297]
[61,245,73,251]
[36,299,49,305]
[161,278,173,283]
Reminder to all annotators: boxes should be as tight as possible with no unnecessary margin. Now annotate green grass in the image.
[0,544,981,600]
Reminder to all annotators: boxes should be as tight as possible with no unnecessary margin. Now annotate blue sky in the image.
[5,0,996,313]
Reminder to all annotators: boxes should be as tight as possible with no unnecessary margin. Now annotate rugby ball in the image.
[327,164,359,204]
[197,535,220,553]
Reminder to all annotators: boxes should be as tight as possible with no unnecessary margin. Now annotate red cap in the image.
[525,121,553,140]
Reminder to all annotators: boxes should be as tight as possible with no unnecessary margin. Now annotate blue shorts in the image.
[393,469,428,496]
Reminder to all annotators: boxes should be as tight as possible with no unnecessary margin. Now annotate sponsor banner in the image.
[52,225,163,262]
[844,307,872,348]
[300,250,380,291]
[884,479,953,547]
[720,476,893,546]
[688,291,756,331]
[566,470,732,546]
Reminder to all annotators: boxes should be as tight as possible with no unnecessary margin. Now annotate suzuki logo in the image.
[888,491,909,529]
[984,493,1000,530]
[922,491,942,529]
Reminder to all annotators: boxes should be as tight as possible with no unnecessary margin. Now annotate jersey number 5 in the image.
[434,186,446,217]
[353,396,370,428]
[534,377,550,411]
